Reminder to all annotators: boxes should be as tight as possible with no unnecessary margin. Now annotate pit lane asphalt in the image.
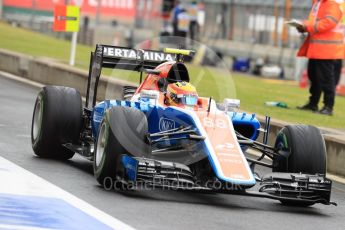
[0,73,345,230]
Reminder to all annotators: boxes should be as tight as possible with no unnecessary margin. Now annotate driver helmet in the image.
[166,81,198,106]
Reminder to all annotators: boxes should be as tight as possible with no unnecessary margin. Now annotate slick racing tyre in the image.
[31,86,82,160]
[273,125,327,206]
[93,106,150,187]
[273,125,326,174]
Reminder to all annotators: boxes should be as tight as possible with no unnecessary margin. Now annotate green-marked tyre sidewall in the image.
[273,125,326,174]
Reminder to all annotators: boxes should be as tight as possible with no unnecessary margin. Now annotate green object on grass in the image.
[265,101,288,108]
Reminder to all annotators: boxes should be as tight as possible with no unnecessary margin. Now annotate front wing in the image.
[119,155,335,206]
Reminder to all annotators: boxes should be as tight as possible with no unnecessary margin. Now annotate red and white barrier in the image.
[336,68,345,96]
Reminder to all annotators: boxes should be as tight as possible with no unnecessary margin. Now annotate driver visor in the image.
[177,94,198,106]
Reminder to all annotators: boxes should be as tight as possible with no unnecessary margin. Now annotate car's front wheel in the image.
[93,106,150,188]
[273,125,326,174]
[273,125,327,206]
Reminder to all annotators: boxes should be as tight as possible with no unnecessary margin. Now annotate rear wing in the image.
[85,44,194,109]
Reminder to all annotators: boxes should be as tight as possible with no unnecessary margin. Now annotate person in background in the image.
[188,1,199,43]
[177,7,190,48]
[171,0,183,37]
[296,0,344,116]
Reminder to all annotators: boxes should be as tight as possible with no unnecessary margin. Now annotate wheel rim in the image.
[95,122,107,167]
[32,99,42,141]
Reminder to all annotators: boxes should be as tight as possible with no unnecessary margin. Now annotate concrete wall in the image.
[0,48,136,101]
[0,49,29,77]
[326,137,345,176]
[0,48,344,177]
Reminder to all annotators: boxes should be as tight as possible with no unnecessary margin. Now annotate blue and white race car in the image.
[31,45,335,206]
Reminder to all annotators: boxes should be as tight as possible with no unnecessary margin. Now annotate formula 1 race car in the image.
[31,45,335,206]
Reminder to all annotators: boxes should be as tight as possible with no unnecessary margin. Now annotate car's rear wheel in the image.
[273,125,327,206]
[31,86,82,160]
[93,106,150,188]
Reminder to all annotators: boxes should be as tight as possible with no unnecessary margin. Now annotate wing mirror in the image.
[223,98,240,112]
[140,90,160,100]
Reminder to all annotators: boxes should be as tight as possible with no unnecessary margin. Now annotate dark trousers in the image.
[189,21,198,42]
[172,21,178,37]
[308,59,337,109]
[176,31,187,49]
[334,59,343,86]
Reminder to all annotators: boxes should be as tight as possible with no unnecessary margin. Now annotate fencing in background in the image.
[202,0,310,48]
[1,0,312,48]
[0,0,313,77]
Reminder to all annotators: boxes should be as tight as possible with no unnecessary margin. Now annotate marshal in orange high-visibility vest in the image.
[297,0,345,59]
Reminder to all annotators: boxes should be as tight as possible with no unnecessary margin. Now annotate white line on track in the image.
[15,134,31,138]
[0,224,53,230]
[0,156,135,230]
